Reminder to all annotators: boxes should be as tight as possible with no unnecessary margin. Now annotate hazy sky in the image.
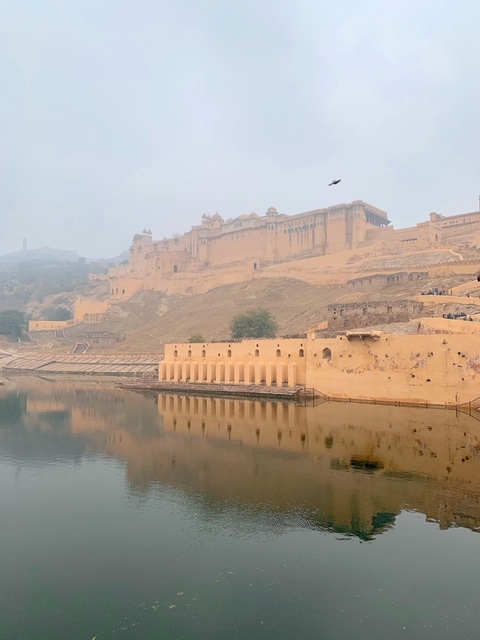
[1,0,479,257]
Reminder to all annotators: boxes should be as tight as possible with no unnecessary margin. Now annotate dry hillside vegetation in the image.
[55,272,479,353]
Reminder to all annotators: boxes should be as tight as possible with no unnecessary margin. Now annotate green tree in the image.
[230,308,278,339]
[0,310,27,339]
[44,306,72,321]
[188,334,205,343]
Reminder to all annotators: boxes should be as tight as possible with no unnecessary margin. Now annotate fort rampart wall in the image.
[327,300,423,331]
[28,320,75,332]
[161,332,480,406]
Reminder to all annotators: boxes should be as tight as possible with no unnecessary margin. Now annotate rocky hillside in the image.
[54,271,478,354]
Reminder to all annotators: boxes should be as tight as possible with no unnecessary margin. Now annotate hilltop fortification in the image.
[108,200,390,299]
[107,201,480,301]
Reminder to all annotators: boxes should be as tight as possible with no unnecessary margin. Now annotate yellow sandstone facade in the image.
[108,200,390,300]
[107,202,480,301]
[161,327,480,407]
[29,298,110,332]
[29,201,480,335]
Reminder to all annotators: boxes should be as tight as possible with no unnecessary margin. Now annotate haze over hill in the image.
[0,247,129,266]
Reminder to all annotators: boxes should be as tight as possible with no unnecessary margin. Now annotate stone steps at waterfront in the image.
[1,353,160,377]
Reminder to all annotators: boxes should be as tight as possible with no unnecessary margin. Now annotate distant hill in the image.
[0,247,128,266]
[87,250,129,266]
[0,247,81,265]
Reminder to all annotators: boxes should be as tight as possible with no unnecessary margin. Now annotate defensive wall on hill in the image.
[327,300,424,331]
[346,272,428,291]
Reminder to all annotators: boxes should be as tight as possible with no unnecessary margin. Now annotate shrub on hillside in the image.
[0,309,27,339]
[230,309,278,340]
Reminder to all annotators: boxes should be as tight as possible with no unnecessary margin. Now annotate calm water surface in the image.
[1,377,480,639]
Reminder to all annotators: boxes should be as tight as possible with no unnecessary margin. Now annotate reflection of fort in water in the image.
[7,378,480,538]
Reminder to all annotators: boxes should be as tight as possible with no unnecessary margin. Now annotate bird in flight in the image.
[329,179,341,186]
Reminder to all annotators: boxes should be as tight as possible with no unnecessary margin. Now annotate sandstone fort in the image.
[106,200,480,300]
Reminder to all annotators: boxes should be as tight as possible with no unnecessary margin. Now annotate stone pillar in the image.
[226,363,235,383]
[200,362,208,382]
[207,362,216,383]
[246,362,254,384]
[277,363,286,386]
[191,362,199,382]
[265,363,276,386]
[255,363,265,385]
[216,362,225,383]
[168,362,175,381]
[234,363,244,384]
[173,362,182,382]
[159,362,167,381]
[183,363,190,381]
[287,363,297,387]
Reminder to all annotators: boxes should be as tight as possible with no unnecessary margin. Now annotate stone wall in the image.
[346,271,428,292]
[160,331,480,405]
[327,300,423,331]
[73,298,110,324]
[28,320,75,332]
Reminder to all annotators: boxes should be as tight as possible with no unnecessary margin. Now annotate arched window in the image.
[187,349,192,357]
[227,349,232,357]
[173,349,178,357]
[322,347,332,360]
[255,349,260,357]
[299,348,304,357]
[201,349,206,357]
[173,265,178,273]
[276,349,281,357]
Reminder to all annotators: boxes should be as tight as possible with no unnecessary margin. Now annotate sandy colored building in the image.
[106,202,480,301]
[108,200,390,300]
[160,326,480,407]
[29,298,110,333]
[28,201,480,333]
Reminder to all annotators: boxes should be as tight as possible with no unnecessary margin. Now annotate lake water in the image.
[1,377,480,640]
